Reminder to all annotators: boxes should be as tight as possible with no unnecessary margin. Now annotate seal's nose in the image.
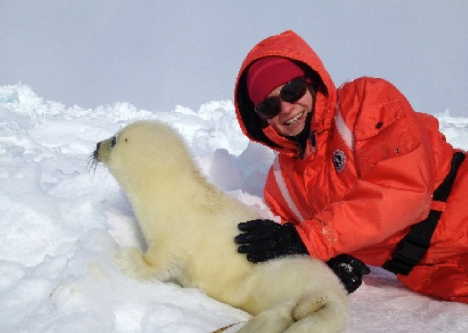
[92,142,101,161]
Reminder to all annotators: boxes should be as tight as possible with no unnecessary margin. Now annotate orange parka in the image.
[234,30,468,302]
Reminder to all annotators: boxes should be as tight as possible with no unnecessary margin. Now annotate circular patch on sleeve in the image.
[332,150,347,173]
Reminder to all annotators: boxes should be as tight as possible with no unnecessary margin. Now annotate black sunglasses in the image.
[254,77,308,119]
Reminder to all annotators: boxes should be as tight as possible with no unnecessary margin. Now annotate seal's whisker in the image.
[86,152,103,175]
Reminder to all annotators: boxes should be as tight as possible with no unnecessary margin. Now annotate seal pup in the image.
[92,120,348,333]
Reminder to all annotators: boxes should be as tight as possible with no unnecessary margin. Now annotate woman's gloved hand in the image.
[326,254,371,294]
[234,219,308,263]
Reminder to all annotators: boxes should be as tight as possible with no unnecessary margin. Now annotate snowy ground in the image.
[1,84,467,332]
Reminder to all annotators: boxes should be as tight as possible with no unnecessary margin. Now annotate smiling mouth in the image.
[285,112,304,126]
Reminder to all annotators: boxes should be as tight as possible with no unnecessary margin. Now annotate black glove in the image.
[326,254,371,294]
[234,219,308,263]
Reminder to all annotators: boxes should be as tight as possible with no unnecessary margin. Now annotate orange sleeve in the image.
[264,166,299,224]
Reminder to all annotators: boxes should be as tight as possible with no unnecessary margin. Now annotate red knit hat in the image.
[246,57,305,105]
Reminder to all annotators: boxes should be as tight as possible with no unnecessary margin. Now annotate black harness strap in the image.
[383,151,466,276]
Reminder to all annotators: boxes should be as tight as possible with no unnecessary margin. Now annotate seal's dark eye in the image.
[111,136,117,147]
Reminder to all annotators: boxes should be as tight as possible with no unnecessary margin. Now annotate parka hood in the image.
[234,30,337,155]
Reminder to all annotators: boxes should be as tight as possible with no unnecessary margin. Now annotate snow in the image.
[1,84,467,332]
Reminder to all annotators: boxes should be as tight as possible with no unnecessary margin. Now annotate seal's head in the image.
[90,120,193,190]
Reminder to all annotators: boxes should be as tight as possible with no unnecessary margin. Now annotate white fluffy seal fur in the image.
[93,120,348,333]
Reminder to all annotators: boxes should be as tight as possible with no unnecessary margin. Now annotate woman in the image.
[233,30,468,303]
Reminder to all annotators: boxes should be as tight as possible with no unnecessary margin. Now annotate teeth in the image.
[285,112,303,125]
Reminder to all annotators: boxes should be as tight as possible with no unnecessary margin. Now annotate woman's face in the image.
[265,85,314,137]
